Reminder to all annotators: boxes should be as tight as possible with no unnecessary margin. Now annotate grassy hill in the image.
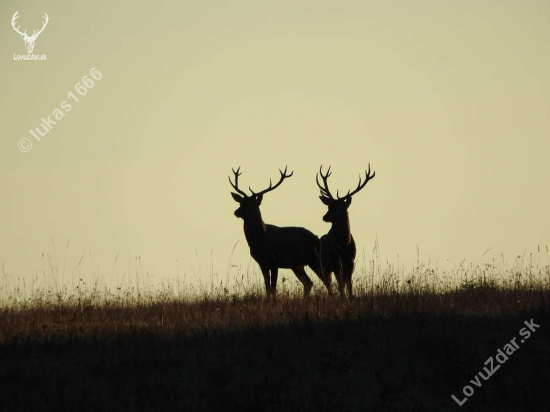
[1,262,549,411]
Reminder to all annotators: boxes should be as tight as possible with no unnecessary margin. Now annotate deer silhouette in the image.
[317,165,375,297]
[229,166,329,297]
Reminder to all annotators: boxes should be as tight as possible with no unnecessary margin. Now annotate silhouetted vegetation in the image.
[1,258,549,411]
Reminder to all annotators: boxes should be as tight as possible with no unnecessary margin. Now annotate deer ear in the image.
[344,197,352,208]
[21,34,26,40]
[319,196,331,206]
[255,193,263,204]
[231,193,243,203]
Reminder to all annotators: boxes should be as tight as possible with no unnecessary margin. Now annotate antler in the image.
[316,165,335,200]
[228,166,248,197]
[317,164,376,200]
[29,13,49,40]
[11,11,26,37]
[340,164,375,199]
[249,166,294,197]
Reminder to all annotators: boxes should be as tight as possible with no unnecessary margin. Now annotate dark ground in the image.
[1,290,549,412]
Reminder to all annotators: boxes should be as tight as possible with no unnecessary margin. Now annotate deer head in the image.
[12,11,49,54]
[316,165,375,222]
[229,166,293,219]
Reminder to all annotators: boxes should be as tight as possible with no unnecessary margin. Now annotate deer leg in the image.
[292,266,313,297]
[334,266,345,297]
[346,279,353,298]
[320,265,334,296]
[270,268,279,297]
[260,267,271,297]
[322,256,335,296]
[344,263,354,298]
[323,271,334,296]
[309,257,333,295]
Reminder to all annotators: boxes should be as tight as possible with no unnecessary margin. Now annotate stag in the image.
[317,165,375,297]
[229,166,330,297]
[12,11,49,54]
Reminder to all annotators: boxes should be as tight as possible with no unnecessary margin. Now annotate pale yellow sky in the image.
[1,1,549,291]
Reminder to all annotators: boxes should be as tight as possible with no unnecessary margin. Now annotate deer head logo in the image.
[11,11,49,54]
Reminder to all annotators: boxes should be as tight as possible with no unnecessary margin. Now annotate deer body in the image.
[317,165,375,297]
[320,211,357,297]
[230,167,328,297]
[247,223,321,270]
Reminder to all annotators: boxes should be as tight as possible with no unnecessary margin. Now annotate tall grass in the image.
[1,246,549,412]
[1,244,549,310]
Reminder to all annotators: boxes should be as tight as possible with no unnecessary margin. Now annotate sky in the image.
[1,0,549,293]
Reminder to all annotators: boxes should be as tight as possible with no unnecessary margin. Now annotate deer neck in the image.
[243,209,267,246]
[329,213,352,245]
